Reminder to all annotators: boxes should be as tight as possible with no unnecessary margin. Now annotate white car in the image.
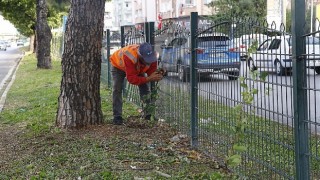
[230,34,268,61]
[16,40,25,46]
[0,41,7,51]
[248,35,320,75]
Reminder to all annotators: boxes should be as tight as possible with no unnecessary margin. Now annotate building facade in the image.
[107,0,215,30]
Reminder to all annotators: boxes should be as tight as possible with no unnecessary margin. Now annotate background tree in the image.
[36,0,52,69]
[207,0,267,22]
[286,9,292,33]
[0,0,69,36]
[0,0,69,68]
[0,0,36,41]
[56,0,105,129]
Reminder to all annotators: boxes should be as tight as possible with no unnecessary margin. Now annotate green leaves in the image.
[0,0,69,36]
[259,72,268,82]
[233,144,247,152]
[227,37,271,170]
[226,154,242,167]
[208,0,267,21]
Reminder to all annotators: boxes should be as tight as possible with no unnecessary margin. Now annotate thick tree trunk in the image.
[56,0,105,129]
[36,0,52,69]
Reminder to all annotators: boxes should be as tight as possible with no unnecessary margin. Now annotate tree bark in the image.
[56,0,105,129]
[36,0,52,69]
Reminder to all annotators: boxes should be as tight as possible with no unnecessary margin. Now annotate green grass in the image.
[0,54,227,179]
[0,55,61,132]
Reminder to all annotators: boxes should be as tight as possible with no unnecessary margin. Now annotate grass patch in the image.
[0,54,226,179]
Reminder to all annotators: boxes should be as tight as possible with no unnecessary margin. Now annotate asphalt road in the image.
[199,62,319,133]
[163,61,320,134]
[0,45,23,111]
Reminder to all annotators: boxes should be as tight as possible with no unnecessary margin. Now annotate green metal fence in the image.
[51,32,63,58]
[101,10,320,179]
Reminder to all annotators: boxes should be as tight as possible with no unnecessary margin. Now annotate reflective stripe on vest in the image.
[110,45,139,70]
[110,44,150,73]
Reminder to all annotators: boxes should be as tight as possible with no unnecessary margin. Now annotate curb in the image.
[0,51,28,112]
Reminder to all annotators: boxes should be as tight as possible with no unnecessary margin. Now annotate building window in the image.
[105,12,111,19]
[185,0,193,5]
[204,0,213,4]
[125,2,128,7]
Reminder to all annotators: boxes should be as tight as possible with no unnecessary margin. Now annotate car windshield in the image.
[197,36,230,47]
[285,36,320,46]
[168,37,187,47]
[306,36,320,44]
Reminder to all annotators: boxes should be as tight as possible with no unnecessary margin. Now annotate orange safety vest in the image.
[110,44,150,73]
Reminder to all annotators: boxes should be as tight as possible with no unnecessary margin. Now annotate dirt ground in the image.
[0,116,229,179]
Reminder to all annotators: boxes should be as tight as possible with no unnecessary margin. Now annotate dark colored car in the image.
[160,33,241,81]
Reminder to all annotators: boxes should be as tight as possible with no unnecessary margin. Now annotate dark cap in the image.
[138,42,157,64]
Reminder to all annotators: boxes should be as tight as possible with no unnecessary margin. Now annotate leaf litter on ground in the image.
[0,115,227,179]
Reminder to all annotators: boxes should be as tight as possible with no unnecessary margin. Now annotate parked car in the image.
[4,40,11,47]
[16,40,24,46]
[160,33,241,81]
[230,34,268,61]
[248,35,320,75]
[0,41,7,51]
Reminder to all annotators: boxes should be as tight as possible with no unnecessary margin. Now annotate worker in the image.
[110,42,164,125]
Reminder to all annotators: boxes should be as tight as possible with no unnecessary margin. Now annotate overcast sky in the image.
[0,15,18,34]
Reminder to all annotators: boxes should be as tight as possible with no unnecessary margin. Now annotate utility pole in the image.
[311,0,314,33]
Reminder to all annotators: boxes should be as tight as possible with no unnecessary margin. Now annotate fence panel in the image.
[303,19,320,180]
[51,32,63,58]
[102,15,320,179]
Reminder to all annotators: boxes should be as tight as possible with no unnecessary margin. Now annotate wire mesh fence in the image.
[51,32,64,59]
[101,14,319,179]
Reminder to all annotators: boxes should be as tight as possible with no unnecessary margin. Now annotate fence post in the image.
[106,29,111,88]
[120,26,127,96]
[148,22,155,46]
[292,0,310,179]
[61,15,67,57]
[147,22,157,104]
[190,12,198,147]
[144,22,150,43]
[121,26,125,48]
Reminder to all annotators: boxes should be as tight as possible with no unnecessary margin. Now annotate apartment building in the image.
[104,2,116,31]
[108,0,215,30]
[112,0,135,28]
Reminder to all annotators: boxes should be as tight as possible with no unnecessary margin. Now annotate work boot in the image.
[144,115,158,121]
[144,114,151,120]
[113,116,123,125]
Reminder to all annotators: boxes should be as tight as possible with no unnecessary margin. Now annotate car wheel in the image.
[314,67,320,74]
[275,60,285,76]
[240,55,248,61]
[228,71,239,80]
[178,64,189,82]
[247,58,257,71]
